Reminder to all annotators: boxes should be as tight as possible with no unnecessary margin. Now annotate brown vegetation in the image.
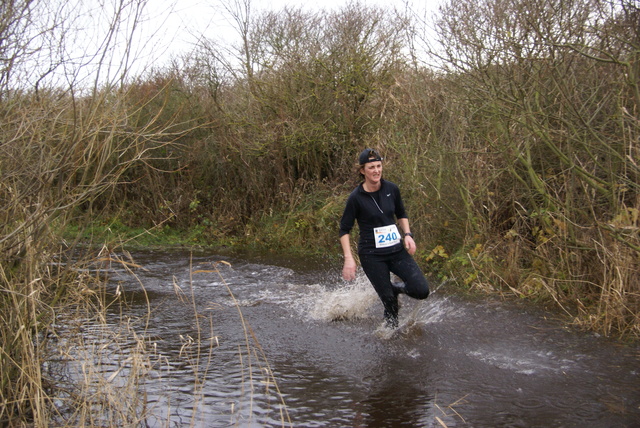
[0,0,638,425]
[117,0,637,337]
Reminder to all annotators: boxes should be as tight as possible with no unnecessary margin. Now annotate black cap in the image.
[358,148,383,165]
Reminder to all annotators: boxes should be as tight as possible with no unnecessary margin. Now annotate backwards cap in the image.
[358,148,383,165]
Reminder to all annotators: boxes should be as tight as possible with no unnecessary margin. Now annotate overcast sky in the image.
[21,0,442,88]
[138,0,442,70]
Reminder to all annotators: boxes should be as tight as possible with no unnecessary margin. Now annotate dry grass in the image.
[1,251,291,427]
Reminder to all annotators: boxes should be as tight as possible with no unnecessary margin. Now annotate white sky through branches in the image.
[138,0,441,73]
[15,0,441,90]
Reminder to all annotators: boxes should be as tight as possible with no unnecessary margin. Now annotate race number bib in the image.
[373,225,401,248]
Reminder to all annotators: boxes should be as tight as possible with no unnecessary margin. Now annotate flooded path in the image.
[96,249,638,427]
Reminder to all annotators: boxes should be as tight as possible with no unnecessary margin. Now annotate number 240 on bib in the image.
[374,225,400,248]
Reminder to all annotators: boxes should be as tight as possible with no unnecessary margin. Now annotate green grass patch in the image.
[63,218,240,250]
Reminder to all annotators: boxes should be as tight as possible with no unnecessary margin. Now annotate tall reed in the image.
[30,252,290,427]
[0,0,287,425]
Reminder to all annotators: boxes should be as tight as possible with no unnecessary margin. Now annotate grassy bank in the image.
[1,0,638,425]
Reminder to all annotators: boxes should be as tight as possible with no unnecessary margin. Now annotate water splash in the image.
[305,276,379,322]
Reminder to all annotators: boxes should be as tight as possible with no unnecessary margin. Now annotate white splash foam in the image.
[416,297,462,324]
[306,276,379,322]
[467,348,574,375]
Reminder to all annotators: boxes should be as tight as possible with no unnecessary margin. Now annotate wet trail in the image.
[99,249,638,427]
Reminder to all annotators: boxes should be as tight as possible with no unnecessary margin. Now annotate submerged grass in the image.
[194,260,291,426]
[2,246,290,427]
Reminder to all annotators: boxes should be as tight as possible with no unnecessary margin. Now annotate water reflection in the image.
[57,249,640,427]
[353,363,435,427]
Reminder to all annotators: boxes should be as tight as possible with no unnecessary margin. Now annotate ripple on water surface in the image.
[56,250,640,427]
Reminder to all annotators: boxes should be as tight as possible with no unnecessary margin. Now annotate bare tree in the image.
[419,0,639,335]
[0,0,189,424]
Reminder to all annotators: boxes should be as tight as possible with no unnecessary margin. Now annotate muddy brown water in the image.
[75,249,639,427]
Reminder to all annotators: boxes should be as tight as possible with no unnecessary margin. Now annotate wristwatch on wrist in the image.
[404,232,413,238]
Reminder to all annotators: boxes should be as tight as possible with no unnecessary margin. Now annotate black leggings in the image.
[360,249,430,325]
